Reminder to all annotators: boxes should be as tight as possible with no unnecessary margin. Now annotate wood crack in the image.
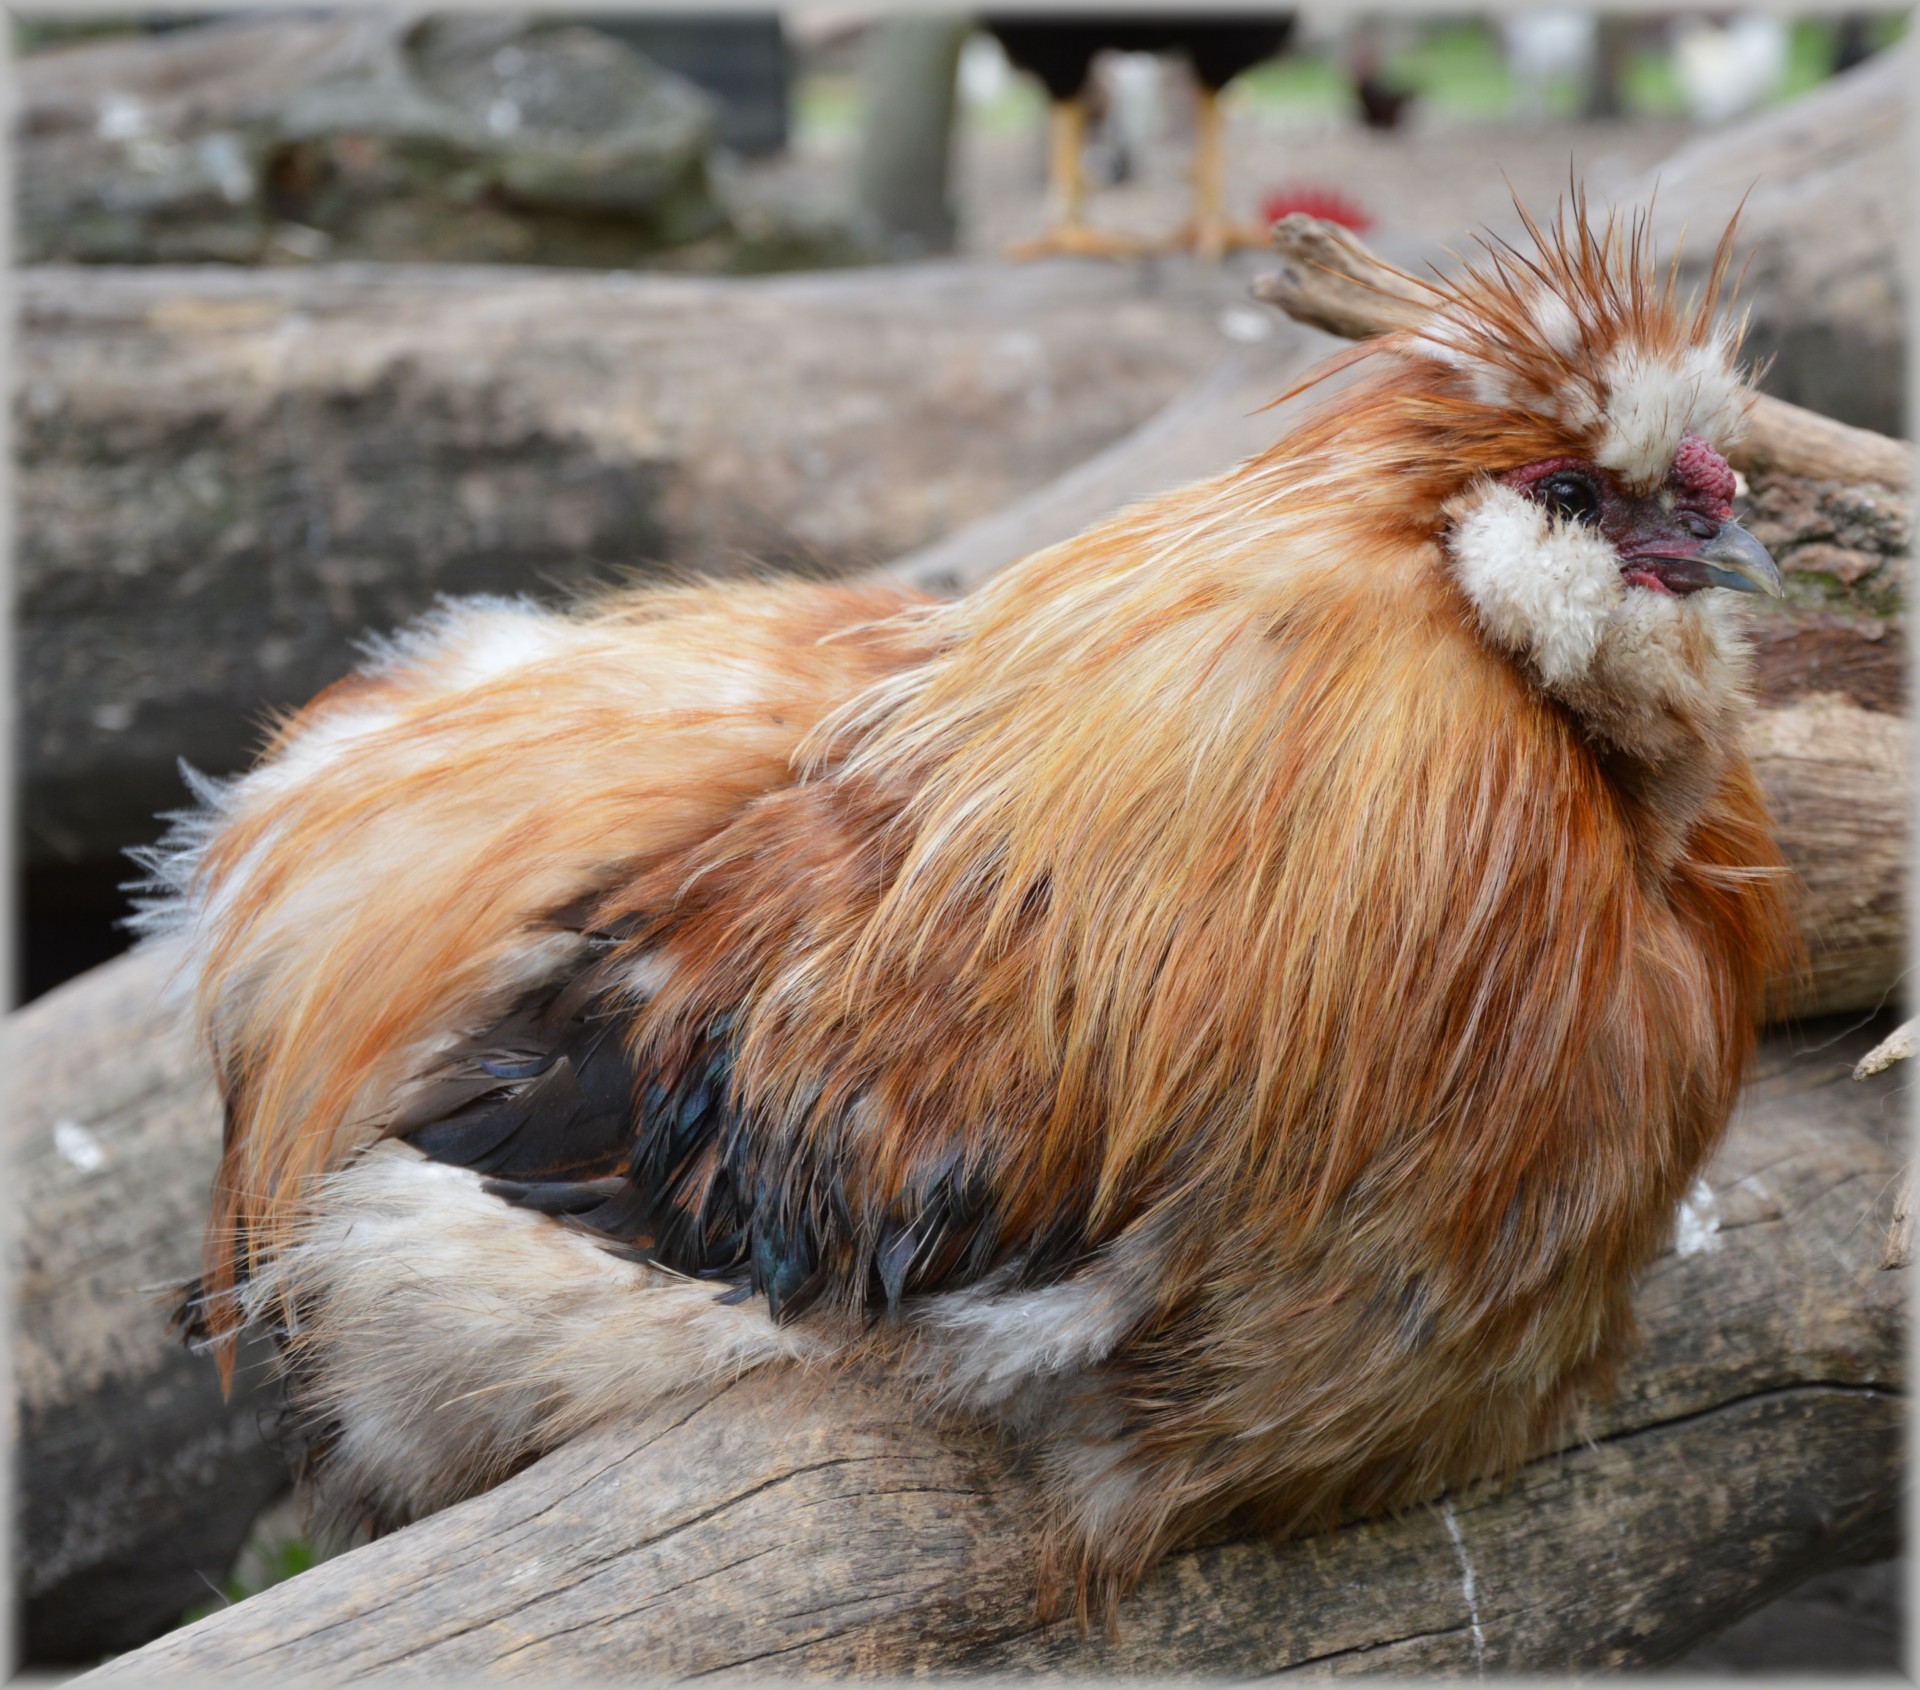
[348,1454,892,1669]
[1262,1623,1473,1675]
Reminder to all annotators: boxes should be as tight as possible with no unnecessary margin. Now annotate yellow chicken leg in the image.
[1166,84,1270,261]
[1005,94,1149,261]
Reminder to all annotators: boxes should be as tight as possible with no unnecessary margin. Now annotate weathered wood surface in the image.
[18,257,1254,869]
[10,946,291,1663]
[1748,696,1908,1022]
[887,316,1345,597]
[1650,41,1910,440]
[72,1019,1904,1683]
[1740,472,1908,713]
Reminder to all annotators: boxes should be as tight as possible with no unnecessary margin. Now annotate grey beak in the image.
[1700,520,1784,597]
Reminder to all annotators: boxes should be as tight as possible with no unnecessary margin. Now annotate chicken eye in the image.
[1536,470,1600,525]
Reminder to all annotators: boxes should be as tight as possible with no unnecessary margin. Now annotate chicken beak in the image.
[1699,520,1783,597]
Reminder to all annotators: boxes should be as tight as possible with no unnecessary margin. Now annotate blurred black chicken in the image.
[982,12,1296,259]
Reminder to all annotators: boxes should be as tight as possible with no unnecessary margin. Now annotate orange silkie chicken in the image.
[140,197,1796,1620]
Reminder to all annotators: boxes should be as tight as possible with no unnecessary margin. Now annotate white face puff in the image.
[1448,481,1621,690]
[1445,478,1744,754]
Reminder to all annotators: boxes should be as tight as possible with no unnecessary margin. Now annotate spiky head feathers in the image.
[1400,196,1752,489]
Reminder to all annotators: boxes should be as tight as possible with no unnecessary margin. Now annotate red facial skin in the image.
[1502,433,1738,597]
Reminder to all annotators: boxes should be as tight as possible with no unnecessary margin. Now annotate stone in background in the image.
[17,11,727,267]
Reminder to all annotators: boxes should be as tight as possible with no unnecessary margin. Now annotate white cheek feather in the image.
[1581,580,1742,723]
[1448,484,1748,763]
[1594,343,1746,487]
[1447,482,1621,688]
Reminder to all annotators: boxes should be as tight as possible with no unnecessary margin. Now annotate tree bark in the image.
[1747,697,1908,1023]
[69,1018,1905,1682]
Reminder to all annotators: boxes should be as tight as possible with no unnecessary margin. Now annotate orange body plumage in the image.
[144,200,1795,1617]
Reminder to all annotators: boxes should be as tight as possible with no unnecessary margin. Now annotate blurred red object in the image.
[1259,185,1374,234]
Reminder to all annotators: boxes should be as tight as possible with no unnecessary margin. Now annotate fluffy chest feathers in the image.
[150,198,1797,1619]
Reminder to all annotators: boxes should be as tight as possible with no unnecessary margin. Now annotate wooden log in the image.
[17,258,1246,871]
[1649,41,1910,440]
[71,1018,1905,1682]
[10,947,292,1663]
[887,319,1350,598]
[1749,696,1908,1022]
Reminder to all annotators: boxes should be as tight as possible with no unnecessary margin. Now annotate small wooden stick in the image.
[1250,214,1435,339]
[1253,214,1913,493]
[1852,1016,1917,1081]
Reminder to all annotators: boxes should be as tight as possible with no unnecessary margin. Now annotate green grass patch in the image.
[177,1534,321,1629]
[1384,21,1517,118]
[793,70,865,147]
[1231,52,1353,117]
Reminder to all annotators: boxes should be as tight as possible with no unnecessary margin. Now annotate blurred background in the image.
[14,7,1913,273]
[10,6,1911,1674]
